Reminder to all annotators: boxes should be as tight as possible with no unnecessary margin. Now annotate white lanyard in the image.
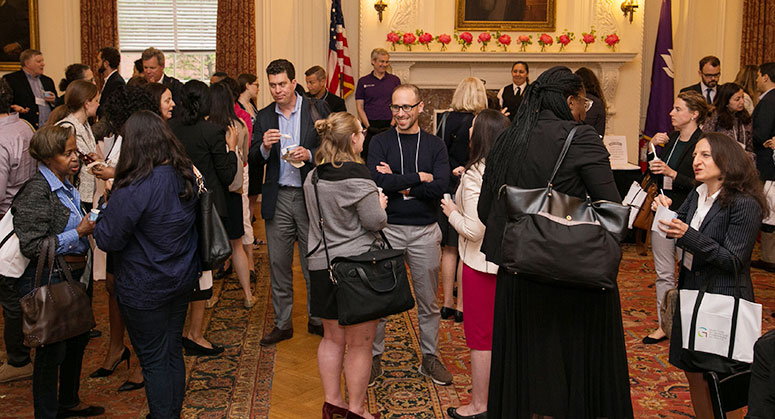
[396,131,421,175]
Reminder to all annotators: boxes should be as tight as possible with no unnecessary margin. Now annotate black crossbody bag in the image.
[310,170,415,325]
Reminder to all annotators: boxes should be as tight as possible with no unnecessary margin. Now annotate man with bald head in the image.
[366,84,452,387]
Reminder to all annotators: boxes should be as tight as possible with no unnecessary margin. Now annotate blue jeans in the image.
[17,265,88,419]
[118,293,189,419]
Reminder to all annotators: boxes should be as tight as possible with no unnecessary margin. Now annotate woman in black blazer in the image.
[168,80,238,357]
[643,90,712,344]
[655,132,767,419]
[479,66,633,418]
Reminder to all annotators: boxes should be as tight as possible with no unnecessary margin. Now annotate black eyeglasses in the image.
[701,72,721,79]
[389,101,421,113]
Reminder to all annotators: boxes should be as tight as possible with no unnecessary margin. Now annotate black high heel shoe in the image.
[117,380,145,392]
[441,307,456,320]
[454,310,463,323]
[89,347,130,378]
[182,337,224,356]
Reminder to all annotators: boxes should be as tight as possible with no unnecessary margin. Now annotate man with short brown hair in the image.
[304,65,346,113]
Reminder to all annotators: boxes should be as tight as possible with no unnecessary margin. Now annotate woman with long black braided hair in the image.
[478,66,633,418]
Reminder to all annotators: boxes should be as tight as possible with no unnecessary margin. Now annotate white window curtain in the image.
[117,0,217,52]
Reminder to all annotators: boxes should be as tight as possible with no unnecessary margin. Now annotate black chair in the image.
[704,369,751,418]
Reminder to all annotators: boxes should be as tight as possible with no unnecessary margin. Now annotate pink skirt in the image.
[462,263,497,350]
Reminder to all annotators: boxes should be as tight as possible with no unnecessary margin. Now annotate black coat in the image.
[98,71,126,115]
[324,92,346,113]
[500,83,527,121]
[248,96,323,220]
[648,128,703,209]
[2,70,57,129]
[11,172,70,259]
[161,74,185,119]
[680,83,703,96]
[753,89,775,181]
[478,110,620,265]
[169,119,237,216]
[675,189,760,300]
[583,93,606,137]
[436,111,474,193]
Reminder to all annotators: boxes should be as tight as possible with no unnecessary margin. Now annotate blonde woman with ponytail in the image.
[304,112,387,419]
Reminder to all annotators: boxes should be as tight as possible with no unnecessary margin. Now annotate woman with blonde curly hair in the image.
[303,112,387,419]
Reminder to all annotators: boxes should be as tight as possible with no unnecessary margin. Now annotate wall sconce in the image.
[621,0,638,23]
[374,0,388,22]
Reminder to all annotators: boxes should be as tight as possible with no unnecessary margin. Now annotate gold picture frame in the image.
[0,0,40,71]
[455,0,556,32]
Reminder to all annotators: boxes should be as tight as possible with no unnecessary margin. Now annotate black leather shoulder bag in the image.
[499,126,630,289]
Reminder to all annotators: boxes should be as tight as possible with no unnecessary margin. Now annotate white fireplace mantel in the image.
[387,51,638,116]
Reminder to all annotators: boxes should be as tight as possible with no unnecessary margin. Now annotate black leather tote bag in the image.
[194,166,232,271]
[499,126,629,289]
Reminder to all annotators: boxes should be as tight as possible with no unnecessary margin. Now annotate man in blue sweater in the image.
[367,84,452,386]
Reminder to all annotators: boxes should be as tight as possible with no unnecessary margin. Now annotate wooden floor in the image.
[252,213,329,418]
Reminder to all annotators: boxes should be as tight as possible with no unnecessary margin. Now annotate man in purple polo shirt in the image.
[355,48,401,158]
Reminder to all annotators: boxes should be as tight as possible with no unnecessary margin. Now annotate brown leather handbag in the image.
[632,173,658,231]
[20,236,95,347]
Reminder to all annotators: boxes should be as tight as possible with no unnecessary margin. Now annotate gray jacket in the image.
[303,162,387,271]
[11,171,70,259]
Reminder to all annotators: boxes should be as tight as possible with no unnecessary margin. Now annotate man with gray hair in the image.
[355,48,400,158]
[2,49,57,128]
[141,47,183,118]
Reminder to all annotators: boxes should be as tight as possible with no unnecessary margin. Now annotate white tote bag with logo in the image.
[680,288,762,363]
[0,210,30,278]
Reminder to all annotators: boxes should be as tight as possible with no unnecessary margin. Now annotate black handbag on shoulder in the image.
[193,166,232,271]
[499,126,630,289]
[310,169,415,326]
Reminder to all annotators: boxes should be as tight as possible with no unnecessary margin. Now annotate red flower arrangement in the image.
[436,33,452,51]
[417,30,433,51]
[477,32,492,51]
[386,31,401,51]
[402,32,417,51]
[517,34,532,52]
[580,28,597,52]
[455,32,474,51]
[556,30,575,51]
[537,33,553,52]
[603,33,620,51]
[495,32,511,52]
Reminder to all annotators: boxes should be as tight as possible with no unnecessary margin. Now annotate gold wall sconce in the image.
[621,0,638,23]
[375,0,388,22]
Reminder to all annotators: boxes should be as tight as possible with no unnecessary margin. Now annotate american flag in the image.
[327,0,354,98]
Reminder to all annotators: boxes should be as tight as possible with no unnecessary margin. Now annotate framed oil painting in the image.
[0,0,39,71]
[455,0,556,32]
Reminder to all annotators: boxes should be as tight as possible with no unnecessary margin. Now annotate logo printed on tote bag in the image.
[696,325,729,341]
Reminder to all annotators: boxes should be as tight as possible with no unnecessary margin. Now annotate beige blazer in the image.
[448,161,498,275]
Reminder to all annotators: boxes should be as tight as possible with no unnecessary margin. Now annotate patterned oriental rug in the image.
[0,244,773,418]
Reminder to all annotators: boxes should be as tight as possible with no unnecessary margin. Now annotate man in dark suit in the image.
[248,59,324,345]
[96,47,124,116]
[497,61,529,120]
[304,65,346,113]
[2,49,57,128]
[141,47,183,118]
[751,62,775,272]
[680,56,720,104]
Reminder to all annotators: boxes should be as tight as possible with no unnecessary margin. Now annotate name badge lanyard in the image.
[662,139,681,190]
[396,131,421,176]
